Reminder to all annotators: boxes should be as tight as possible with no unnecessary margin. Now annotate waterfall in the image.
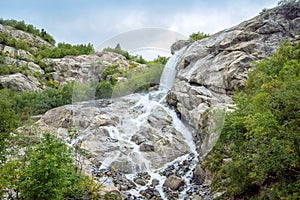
[159,47,186,91]
[87,47,201,199]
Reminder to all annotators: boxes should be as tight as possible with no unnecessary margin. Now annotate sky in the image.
[0,0,278,59]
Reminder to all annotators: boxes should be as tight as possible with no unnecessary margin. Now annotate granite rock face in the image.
[0,73,40,91]
[167,3,300,156]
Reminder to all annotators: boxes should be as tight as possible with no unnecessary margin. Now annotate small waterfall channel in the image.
[91,48,207,199]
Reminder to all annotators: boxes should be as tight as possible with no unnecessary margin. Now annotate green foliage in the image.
[36,42,94,58]
[0,63,29,76]
[0,32,30,51]
[0,89,20,164]
[72,81,96,103]
[113,63,164,97]
[208,42,300,199]
[19,132,78,199]
[103,46,130,59]
[189,31,209,41]
[0,132,101,200]
[96,81,113,99]
[0,82,74,124]
[152,55,169,65]
[0,18,55,45]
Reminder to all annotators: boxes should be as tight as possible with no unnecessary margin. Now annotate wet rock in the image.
[152,179,160,186]
[131,134,146,145]
[163,175,185,191]
[139,142,155,152]
[134,178,146,186]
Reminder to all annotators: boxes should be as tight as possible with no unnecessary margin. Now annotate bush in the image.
[112,63,163,97]
[96,81,113,99]
[208,42,300,199]
[0,132,101,199]
[189,31,209,41]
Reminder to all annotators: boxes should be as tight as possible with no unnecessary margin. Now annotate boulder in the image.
[0,73,40,91]
[163,175,185,191]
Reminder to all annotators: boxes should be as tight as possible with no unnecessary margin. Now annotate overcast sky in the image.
[1,0,278,58]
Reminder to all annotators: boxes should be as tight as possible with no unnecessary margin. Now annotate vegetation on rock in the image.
[189,31,209,41]
[0,18,56,45]
[206,42,300,199]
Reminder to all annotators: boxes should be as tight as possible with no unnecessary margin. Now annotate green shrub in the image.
[189,31,209,41]
[112,63,163,97]
[208,42,300,199]
[96,81,113,99]
[0,132,101,200]
[36,42,94,58]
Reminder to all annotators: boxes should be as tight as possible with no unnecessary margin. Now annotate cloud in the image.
[0,0,278,48]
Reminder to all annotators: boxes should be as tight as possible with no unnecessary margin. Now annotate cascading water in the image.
[159,47,186,92]
[91,47,205,199]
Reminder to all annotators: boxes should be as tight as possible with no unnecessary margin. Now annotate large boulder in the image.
[163,175,185,191]
[167,3,300,156]
[0,73,40,91]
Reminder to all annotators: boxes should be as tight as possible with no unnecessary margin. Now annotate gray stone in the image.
[163,175,185,191]
[42,51,146,85]
[0,73,39,91]
[134,178,146,186]
[171,40,192,54]
[152,178,160,186]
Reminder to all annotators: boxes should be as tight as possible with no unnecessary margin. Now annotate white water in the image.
[97,47,200,198]
[159,47,186,91]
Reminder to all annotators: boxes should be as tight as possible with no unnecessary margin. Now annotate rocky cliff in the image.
[167,3,300,157]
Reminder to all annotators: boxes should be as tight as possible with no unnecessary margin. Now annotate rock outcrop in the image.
[0,73,40,91]
[167,3,300,157]
[0,24,53,49]
[42,51,143,85]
